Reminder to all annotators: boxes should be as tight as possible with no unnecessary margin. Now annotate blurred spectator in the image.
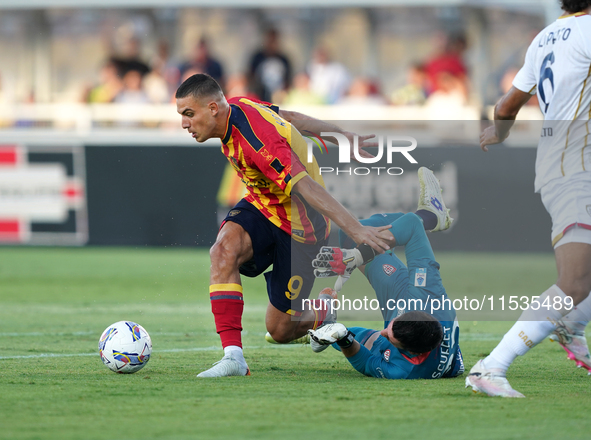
[114,69,149,104]
[390,64,427,106]
[154,41,181,99]
[144,41,176,104]
[86,59,123,103]
[337,77,387,106]
[248,28,292,102]
[307,46,350,104]
[113,37,151,78]
[179,38,224,88]
[225,73,259,100]
[180,67,203,85]
[425,71,468,117]
[283,72,325,106]
[144,70,169,104]
[424,33,468,98]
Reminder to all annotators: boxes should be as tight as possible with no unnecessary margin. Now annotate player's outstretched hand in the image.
[344,131,379,162]
[308,323,349,346]
[480,125,508,152]
[348,224,392,255]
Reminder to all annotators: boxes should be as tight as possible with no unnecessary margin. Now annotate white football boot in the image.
[550,320,591,374]
[417,167,453,232]
[465,360,524,398]
[196,353,250,377]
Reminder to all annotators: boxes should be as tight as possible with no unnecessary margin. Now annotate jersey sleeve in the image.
[513,37,539,95]
[346,344,411,380]
[242,122,308,197]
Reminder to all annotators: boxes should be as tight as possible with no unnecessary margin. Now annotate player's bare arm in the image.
[279,109,378,160]
[480,86,533,152]
[292,175,393,253]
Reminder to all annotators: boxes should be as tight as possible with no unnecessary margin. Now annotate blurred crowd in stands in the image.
[80,29,475,108]
[0,27,537,112]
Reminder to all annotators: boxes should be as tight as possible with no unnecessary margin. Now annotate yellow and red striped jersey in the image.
[221,96,330,244]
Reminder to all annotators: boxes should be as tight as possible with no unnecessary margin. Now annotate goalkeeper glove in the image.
[312,247,363,278]
[307,323,356,349]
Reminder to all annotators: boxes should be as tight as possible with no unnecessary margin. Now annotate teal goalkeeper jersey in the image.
[336,212,464,379]
[342,324,463,380]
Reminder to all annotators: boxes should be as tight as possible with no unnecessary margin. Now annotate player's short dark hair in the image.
[391,311,443,354]
[560,0,591,13]
[175,73,223,101]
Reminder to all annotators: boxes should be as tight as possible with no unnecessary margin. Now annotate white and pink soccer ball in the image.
[99,321,152,374]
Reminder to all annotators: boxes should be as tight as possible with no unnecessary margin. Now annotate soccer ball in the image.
[98,321,152,374]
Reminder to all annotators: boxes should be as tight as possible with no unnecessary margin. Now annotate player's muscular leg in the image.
[265,303,316,343]
[210,221,253,285]
[555,242,591,305]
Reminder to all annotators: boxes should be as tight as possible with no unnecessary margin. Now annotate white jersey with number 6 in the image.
[513,12,591,192]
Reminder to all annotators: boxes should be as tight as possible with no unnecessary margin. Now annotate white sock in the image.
[562,291,591,334]
[483,285,570,372]
[224,345,248,367]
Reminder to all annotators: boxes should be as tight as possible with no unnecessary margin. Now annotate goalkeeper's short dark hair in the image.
[560,0,591,13]
[392,311,444,354]
[175,73,223,101]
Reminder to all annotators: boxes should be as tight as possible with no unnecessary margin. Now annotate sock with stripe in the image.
[210,283,244,349]
[307,299,329,329]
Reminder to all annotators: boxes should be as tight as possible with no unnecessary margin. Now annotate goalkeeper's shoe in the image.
[418,167,453,232]
[264,332,310,345]
[465,360,524,398]
[196,353,250,378]
[312,247,363,278]
[308,323,349,350]
[550,321,591,374]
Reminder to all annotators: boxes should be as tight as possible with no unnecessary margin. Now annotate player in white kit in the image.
[466,0,591,397]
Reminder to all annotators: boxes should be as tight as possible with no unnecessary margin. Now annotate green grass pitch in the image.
[1,247,590,440]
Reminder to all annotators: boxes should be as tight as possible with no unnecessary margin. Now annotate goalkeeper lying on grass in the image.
[309,169,464,380]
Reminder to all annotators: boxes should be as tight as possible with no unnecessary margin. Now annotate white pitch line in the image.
[1,331,508,340]
[0,331,267,337]
[0,352,98,360]
[0,344,302,360]
[0,332,96,337]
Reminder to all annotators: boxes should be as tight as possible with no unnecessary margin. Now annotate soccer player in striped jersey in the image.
[467,0,591,397]
[176,73,397,377]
